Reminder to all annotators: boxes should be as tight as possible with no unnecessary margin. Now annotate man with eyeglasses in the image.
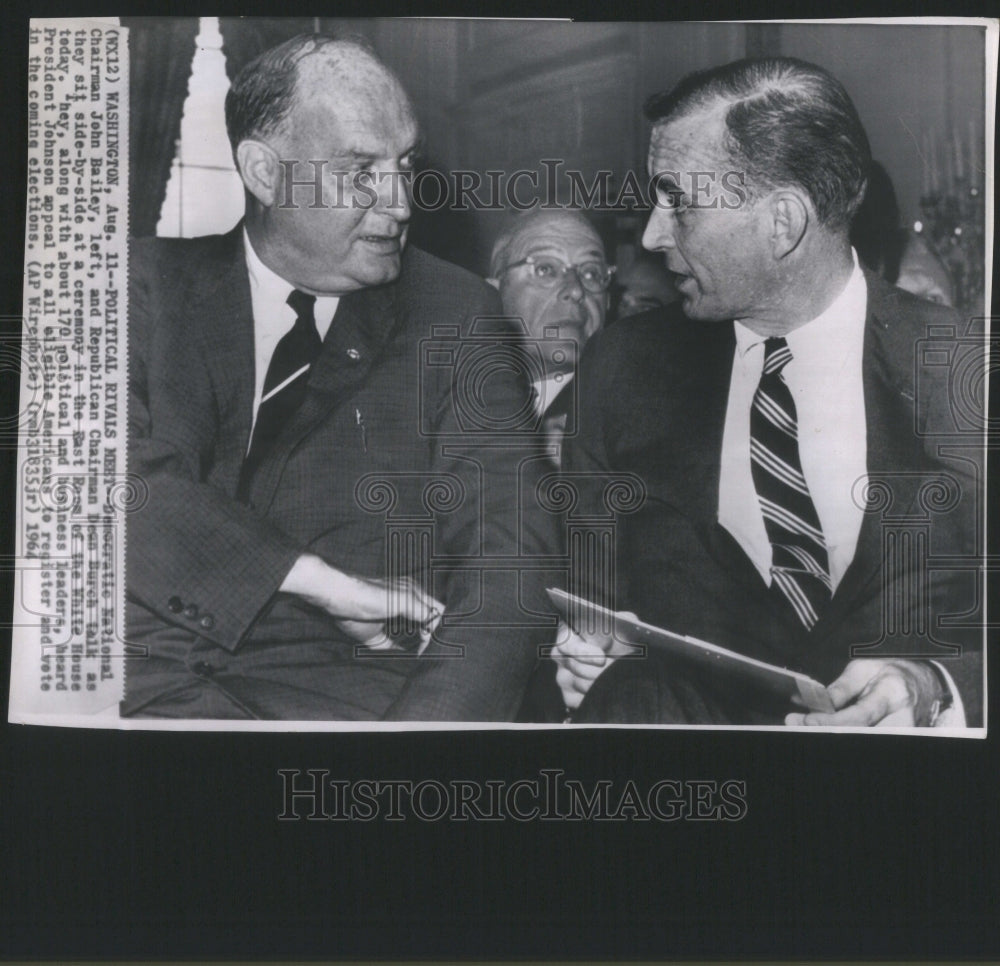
[488,210,613,464]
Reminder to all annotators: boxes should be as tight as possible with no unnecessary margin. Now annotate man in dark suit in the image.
[124,34,553,720]
[552,58,982,727]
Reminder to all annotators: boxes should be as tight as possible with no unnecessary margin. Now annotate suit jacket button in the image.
[346,348,361,361]
[199,614,215,630]
[183,604,199,619]
[167,596,183,613]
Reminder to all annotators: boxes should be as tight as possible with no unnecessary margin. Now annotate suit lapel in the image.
[190,227,256,471]
[683,323,737,524]
[813,271,923,632]
[252,279,402,511]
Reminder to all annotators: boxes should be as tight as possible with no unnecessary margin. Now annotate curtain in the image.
[122,18,199,238]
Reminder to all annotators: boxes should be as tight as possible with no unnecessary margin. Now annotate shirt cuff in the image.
[928,660,966,727]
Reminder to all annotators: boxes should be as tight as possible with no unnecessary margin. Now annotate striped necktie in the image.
[238,289,321,501]
[750,337,832,629]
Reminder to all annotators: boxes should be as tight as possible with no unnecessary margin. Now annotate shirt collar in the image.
[243,228,340,337]
[244,227,292,301]
[733,248,866,359]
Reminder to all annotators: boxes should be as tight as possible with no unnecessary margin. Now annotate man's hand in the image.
[551,616,639,711]
[785,658,946,727]
[280,553,443,649]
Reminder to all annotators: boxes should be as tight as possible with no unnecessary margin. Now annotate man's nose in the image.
[642,206,676,251]
[375,169,412,222]
[557,267,586,301]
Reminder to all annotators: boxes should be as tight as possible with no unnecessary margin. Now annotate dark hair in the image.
[224,33,375,153]
[645,57,871,229]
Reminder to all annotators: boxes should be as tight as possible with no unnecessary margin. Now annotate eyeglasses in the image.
[502,255,615,294]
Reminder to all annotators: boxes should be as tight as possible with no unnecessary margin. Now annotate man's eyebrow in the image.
[329,139,424,164]
[329,148,378,165]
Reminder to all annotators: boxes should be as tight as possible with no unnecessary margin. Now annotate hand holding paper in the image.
[551,616,641,710]
[547,588,836,715]
[784,658,950,727]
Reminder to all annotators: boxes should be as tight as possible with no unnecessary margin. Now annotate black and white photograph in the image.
[1,7,998,962]
[9,14,993,730]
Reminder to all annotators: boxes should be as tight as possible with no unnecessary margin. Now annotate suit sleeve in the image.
[557,329,633,612]
[126,241,305,651]
[382,286,559,720]
[917,341,984,727]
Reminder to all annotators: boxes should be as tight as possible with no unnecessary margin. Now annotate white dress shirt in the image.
[718,251,868,592]
[717,253,964,725]
[244,230,340,435]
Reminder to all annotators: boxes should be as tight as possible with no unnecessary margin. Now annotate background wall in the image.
[128,18,989,281]
[778,23,985,234]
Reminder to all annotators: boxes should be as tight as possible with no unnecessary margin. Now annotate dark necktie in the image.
[750,337,832,629]
[238,289,321,500]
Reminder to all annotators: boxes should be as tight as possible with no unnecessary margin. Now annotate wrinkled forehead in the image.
[505,214,606,264]
[647,103,730,175]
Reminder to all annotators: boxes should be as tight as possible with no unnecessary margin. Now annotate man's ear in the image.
[236,140,281,208]
[485,277,501,290]
[768,190,809,259]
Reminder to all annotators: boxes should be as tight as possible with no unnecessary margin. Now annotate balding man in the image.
[488,210,612,463]
[124,34,554,720]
